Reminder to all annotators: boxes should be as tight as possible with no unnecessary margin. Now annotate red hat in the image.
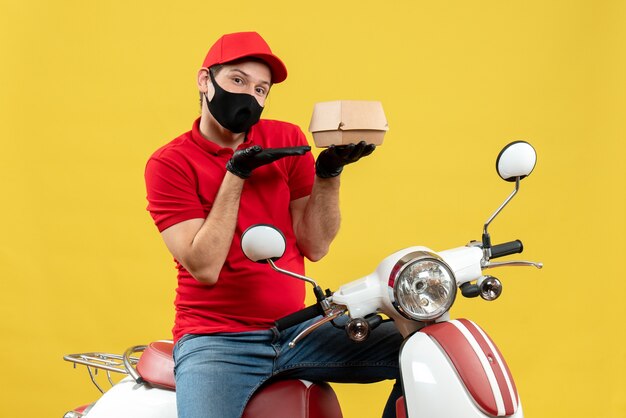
[202,32,288,84]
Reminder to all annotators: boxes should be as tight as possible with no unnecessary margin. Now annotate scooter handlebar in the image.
[275,303,324,332]
[490,240,523,259]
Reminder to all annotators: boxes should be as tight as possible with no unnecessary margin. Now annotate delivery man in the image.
[145,31,402,418]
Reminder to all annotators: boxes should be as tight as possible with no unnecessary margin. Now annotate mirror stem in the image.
[267,259,319,288]
[482,177,520,247]
[267,259,329,306]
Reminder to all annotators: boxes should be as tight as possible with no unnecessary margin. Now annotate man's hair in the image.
[210,64,225,76]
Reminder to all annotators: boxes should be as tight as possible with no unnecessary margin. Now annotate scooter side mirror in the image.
[483,141,538,249]
[496,141,537,182]
[241,224,286,263]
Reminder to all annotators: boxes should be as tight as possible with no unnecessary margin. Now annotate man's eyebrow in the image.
[229,68,271,86]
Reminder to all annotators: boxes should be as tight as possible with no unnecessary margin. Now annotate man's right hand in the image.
[227,145,311,179]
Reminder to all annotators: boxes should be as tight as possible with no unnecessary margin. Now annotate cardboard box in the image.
[308,101,388,147]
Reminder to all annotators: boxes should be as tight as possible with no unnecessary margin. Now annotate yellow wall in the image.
[1,1,624,417]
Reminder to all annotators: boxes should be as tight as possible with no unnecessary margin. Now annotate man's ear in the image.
[197,68,214,100]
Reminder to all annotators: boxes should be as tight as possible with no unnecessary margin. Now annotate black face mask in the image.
[205,71,264,133]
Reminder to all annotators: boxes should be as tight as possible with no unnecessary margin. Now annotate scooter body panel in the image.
[400,322,523,418]
[84,377,176,418]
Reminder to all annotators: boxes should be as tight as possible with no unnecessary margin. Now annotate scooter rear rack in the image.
[64,351,141,393]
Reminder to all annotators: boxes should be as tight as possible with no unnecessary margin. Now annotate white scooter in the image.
[64,141,541,418]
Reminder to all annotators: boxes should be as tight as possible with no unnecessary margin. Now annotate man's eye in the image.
[256,87,267,96]
[233,77,243,84]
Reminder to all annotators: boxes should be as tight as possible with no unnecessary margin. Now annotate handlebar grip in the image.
[275,304,324,332]
[491,240,523,259]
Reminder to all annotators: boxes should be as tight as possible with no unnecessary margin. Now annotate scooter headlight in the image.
[388,251,457,321]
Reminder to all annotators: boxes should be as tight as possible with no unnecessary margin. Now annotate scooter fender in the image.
[84,377,176,418]
[400,319,523,418]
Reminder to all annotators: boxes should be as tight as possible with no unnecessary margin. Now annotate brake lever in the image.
[288,305,346,348]
[484,260,543,269]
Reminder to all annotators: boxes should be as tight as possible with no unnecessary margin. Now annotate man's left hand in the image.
[315,141,376,178]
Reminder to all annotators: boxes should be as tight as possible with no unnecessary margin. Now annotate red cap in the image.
[202,32,288,84]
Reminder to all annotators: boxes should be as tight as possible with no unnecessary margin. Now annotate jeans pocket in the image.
[173,333,201,364]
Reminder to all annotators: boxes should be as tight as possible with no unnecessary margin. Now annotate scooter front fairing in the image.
[400,318,522,418]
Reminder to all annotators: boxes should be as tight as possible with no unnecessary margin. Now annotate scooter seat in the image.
[136,341,176,389]
[243,380,342,418]
[136,341,343,418]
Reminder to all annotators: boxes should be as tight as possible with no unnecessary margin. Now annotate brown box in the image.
[308,101,388,147]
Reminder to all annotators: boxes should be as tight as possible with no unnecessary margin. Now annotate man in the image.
[145,31,402,418]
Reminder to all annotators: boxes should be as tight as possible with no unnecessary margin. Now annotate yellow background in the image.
[1,1,624,417]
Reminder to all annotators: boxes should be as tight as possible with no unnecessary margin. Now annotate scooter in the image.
[64,141,541,418]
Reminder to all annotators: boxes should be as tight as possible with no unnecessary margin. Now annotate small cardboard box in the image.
[308,101,388,147]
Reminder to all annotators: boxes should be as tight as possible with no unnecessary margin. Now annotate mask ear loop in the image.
[207,68,217,85]
[204,69,217,106]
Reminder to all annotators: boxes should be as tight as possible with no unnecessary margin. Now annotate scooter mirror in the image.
[241,224,286,263]
[496,141,537,182]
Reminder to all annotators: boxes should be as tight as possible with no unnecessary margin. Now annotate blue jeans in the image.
[173,318,403,418]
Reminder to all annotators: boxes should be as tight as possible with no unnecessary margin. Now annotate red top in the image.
[145,118,315,341]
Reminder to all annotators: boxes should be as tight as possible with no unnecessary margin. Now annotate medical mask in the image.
[205,71,264,133]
